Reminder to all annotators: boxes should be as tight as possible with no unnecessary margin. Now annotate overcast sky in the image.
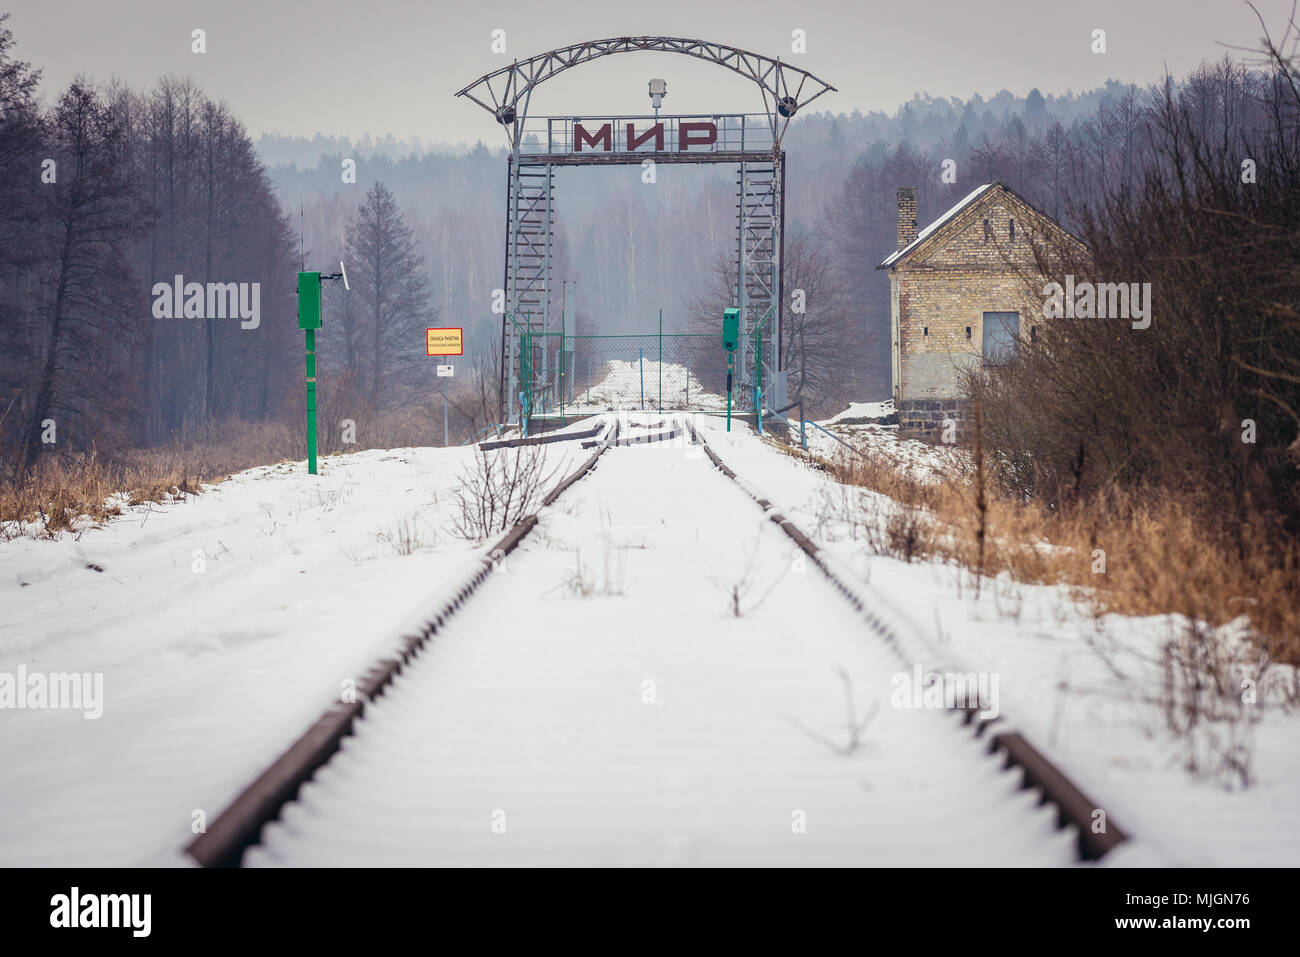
[6,0,1293,146]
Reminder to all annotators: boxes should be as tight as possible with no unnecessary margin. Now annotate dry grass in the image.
[819,432,1298,785]
[825,441,1300,667]
[1,396,494,540]
[0,419,299,538]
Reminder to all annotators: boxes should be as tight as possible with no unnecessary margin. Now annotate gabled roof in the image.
[878,183,994,269]
[877,180,1084,271]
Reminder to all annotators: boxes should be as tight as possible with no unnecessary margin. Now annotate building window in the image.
[1030,324,1038,343]
[983,219,991,242]
[923,326,928,336]
[982,311,1019,365]
[1009,218,1016,242]
[965,326,972,339]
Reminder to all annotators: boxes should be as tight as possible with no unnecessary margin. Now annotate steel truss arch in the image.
[456,36,837,146]
[459,38,836,426]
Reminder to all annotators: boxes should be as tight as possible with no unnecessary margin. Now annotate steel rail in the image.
[680,417,1129,861]
[185,416,621,867]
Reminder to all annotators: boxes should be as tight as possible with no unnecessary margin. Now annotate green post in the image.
[658,308,663,411]
[751,304,775,437]
[722,307,739,433]
[726,352,733,432]
[504,311,528,432]
[297,271,322,475]
[306,328,317,473]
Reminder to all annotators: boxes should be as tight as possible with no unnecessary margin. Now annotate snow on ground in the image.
[0,426,601,866]
[249,433,1072,866]
[799,399,964,480]
[694,414,1300,866]
[560,360,727,414]
[2,409,1296,866]
[823,399,896,424]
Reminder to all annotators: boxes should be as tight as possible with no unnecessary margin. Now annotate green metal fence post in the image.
[726,351,733,432]
[658,308,663,411]
[751,303,776,437]
[520,328,530,438]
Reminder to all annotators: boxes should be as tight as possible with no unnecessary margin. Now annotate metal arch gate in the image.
[456,36,836,425]
[501,142,784,424]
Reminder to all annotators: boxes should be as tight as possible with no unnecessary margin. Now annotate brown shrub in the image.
[826,439,1300,665]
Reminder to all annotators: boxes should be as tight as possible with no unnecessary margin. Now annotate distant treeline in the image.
[3,2,1297,499]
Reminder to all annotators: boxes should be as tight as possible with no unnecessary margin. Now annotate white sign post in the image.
[437,365,454,446]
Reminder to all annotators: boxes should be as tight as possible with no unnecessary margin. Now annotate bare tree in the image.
[20,82,146,471]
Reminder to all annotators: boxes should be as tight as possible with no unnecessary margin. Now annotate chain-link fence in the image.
[517,332,737,416]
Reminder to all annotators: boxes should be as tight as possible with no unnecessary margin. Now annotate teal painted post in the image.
[306,328,317,474]
[726,352,733,432]
[658,308,663,411]
[297,271,322,476]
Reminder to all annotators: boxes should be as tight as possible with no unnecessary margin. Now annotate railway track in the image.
[189,412,1125,867]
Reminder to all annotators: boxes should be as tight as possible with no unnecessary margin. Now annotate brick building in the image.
[877,182,1084,440]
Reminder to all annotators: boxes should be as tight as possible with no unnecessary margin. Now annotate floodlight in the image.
[648,78,667,109]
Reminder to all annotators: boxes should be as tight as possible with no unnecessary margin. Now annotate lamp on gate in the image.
[648,78,667,118]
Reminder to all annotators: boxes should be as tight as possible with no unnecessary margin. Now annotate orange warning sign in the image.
[426,327,463,356]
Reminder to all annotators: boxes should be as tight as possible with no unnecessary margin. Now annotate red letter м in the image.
[574,122,612,152]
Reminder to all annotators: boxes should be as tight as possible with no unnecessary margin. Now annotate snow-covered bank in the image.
[798,400,963,479]
[0,435,596,866]
[2,412,1296,866]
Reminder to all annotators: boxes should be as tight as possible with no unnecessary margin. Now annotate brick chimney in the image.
[897,186,918,251]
